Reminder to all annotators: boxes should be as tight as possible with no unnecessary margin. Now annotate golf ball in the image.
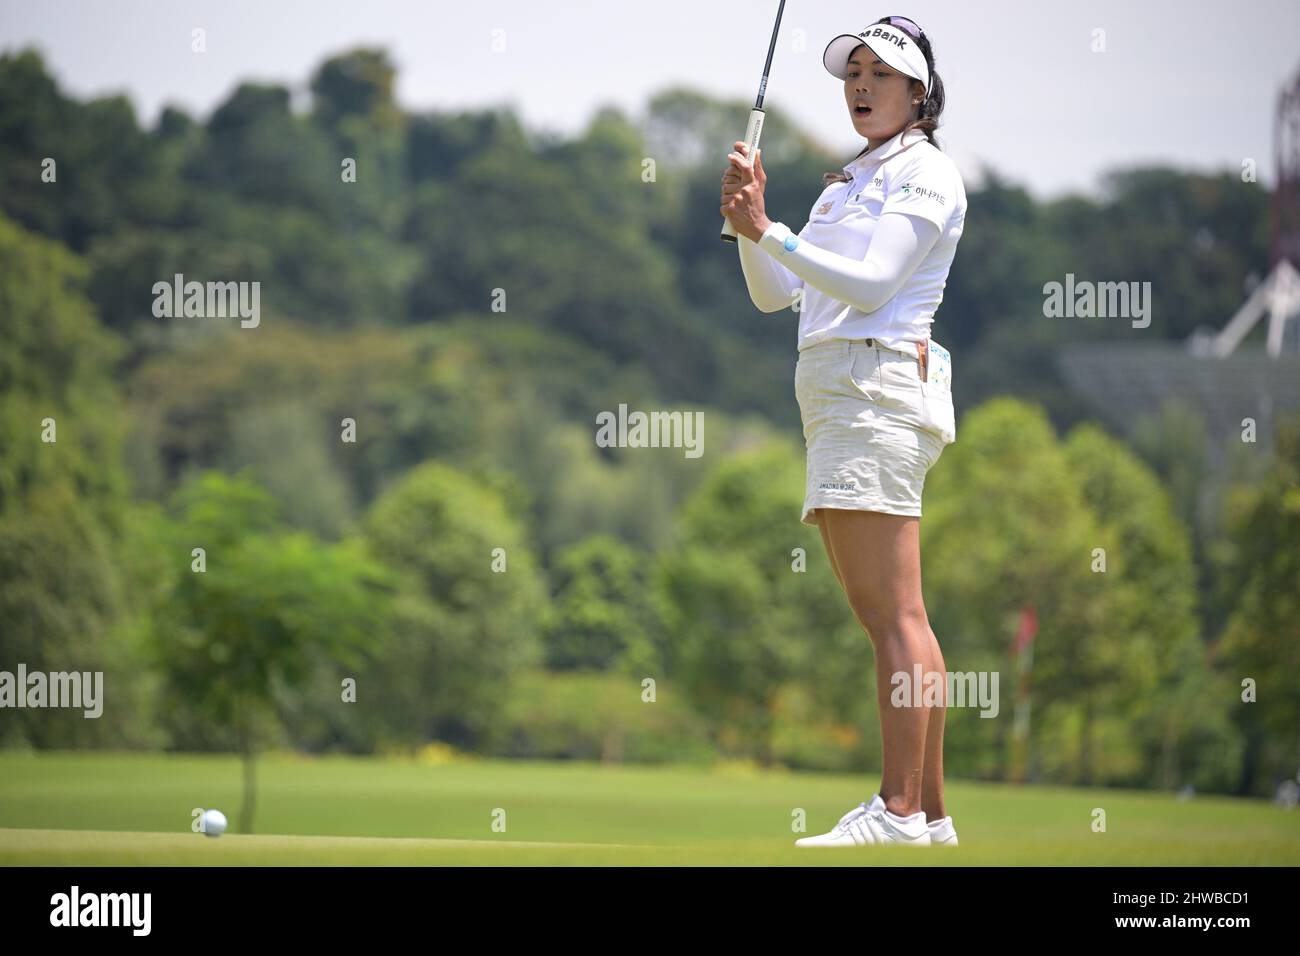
[202,809,228,838]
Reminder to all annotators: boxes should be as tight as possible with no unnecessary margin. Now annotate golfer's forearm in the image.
[738,232,803,313]
[757,213,939,315]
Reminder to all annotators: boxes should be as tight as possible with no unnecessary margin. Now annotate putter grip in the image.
[720,108,765,243]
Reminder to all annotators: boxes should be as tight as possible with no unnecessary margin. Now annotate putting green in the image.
[1,752,1297,865]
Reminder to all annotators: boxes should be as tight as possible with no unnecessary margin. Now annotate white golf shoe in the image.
[795,794,932,847]
[927,815,959,846]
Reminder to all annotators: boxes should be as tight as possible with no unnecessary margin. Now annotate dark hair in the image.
[822,18,946,186]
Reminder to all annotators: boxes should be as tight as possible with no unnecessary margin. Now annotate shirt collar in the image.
[841,126,927,177]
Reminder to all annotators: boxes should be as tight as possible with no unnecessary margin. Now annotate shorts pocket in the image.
[845,348,882,401]
[878,350,923,391]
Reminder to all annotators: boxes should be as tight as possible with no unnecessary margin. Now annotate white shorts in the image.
[794,338,956,526]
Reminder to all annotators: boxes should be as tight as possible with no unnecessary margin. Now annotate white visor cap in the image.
[823,22,931,97]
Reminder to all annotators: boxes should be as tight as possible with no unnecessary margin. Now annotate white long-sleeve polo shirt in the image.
[737,126,966,352]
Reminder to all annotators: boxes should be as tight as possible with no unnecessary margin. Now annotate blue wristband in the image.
[758,221,797,258]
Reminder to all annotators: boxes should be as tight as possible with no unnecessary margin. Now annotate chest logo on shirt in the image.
[817,201,833,215]
[853,177,884,202]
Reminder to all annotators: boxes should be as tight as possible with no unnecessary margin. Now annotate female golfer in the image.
[721,15,964,847]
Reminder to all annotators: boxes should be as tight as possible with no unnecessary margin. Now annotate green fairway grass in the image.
[1,751,1297,865]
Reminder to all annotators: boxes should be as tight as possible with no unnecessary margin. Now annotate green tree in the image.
[223,400,356,539]
[1062,422,1214,788]
[0,213,140,748]
[361,461,545,749]
[0,213,125,523]
[1216,414,1300,795]
[310,49,403,139]
[921,399,1102,782]
[401,112,720,398]
[656,440,864,765]
[0,500,125,748]
[540,535,658,673]
[142,471,392,832]
[0,50,171,251]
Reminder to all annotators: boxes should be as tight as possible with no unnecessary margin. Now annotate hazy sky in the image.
[3,0,1297,200]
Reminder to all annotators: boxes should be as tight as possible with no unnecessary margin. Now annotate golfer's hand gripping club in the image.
[720,108,765,243]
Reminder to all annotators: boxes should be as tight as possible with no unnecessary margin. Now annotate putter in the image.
[720,0,787,242]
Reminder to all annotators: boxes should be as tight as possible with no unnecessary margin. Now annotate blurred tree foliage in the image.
[656,441,869,766]
[0,214,126,523]
[358,461,546,750]
[1061,423,1232,792]
[540,534,659,673]
[0,212,144,748]
[922,400,1214,787]
[1215,414,1300,795]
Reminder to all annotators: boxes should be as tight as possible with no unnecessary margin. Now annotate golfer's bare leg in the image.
[814,509,847,592]
[922,626,947,821]
[821,508,934,819]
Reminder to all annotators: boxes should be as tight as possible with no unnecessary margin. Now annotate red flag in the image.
[1011,605,1038,655]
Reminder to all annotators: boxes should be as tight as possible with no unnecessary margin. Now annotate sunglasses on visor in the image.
[878,15,925,41]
